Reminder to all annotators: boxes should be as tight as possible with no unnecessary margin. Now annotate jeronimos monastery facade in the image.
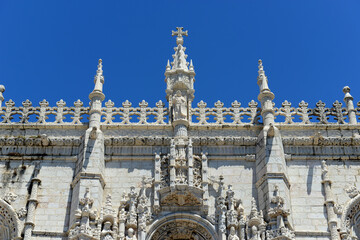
[0,27,360,240]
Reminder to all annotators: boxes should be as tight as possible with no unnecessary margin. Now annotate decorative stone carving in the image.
[137,177,152,236]
[127,187,138,228]
[151,220,213,240]
[126,228,137,240]
[17,207,27,219]
[160,154,170,188]
[161,191,201,206]
[266,186,294,240]
[277,100,295,124]
[216,176,227,239]
[346,186,359,199]
[228,226,239,240]
[334,204,343,215]
[0,198,21,240]
[101,221,114,240]
[172,90,187,121]
[226,185,238,228]
[69,188,98,240]
[4,192,17,204]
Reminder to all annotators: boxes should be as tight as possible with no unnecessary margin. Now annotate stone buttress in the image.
[255,60,295,239]
[68,59,106,239]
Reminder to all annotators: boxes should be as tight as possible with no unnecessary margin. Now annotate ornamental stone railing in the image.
[0,99,89,124]
[0,98,359,125]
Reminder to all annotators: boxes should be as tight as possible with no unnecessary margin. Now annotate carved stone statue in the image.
[250,226,261,240]
[126,228,137,240]
[172,90,187,121]
[101,221,114,240]
[228,226,239,240]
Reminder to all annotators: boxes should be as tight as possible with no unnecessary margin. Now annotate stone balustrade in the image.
[0,98,359,125]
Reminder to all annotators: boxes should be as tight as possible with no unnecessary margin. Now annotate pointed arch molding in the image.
[341,193,360,235]
[146,213,217,240]
[0,199,21,239]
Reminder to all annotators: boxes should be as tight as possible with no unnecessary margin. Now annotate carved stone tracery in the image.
[150,220,214,240]
[0,198,21,240]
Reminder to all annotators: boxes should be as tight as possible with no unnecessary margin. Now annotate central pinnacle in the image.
[172,27,188,45]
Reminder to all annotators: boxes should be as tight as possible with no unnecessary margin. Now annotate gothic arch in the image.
[341,194,360,238]
[0,199,21,240]
[146,213,217,240]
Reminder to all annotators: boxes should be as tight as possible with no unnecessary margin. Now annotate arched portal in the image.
[147,213,217,240]
[0,199,20,239]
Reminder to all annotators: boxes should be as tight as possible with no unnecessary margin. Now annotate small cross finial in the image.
[172,27,188,45]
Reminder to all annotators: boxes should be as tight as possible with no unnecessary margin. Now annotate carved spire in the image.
[171,39,189,71]
[165,27,196,126]
[93,59,105,94]
[189,59,194,72]
[257,59,275,126]
[89,59,106,128]
[257,60,271,93]
[166,60,171,72]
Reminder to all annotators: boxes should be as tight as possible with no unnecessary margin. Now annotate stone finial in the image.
[89,59,105,102]
[166,60,171,72]
[343,86,357,124]
[94,59,104,91]
[189,59,194,72]
[257,59,271,93]
[343,86,352,100]
[172,27,188,45]
[0,84,5,104]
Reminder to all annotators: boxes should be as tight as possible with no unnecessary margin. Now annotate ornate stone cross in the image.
[172,27,188,45]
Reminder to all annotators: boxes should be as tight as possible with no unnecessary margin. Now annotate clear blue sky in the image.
[1,1,359,109]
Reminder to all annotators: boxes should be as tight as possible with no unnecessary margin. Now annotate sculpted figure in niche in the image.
[101,221,114,240]
[250,226,261,240]
[172,90,187,121]
[126,228,137,240]
[228,226,239,240]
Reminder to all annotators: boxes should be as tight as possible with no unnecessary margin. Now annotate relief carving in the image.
[161,192,201,206]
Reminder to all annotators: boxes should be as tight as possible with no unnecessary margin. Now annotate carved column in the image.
[153,152,161,212]
[216,176,227,240]
[343,86,357,124]
[187,138,194,187]
[201,152,209,213]
[118,193,127,240]
[24,162,41,240]
[321,161,339,240]
[169,139,176,189]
